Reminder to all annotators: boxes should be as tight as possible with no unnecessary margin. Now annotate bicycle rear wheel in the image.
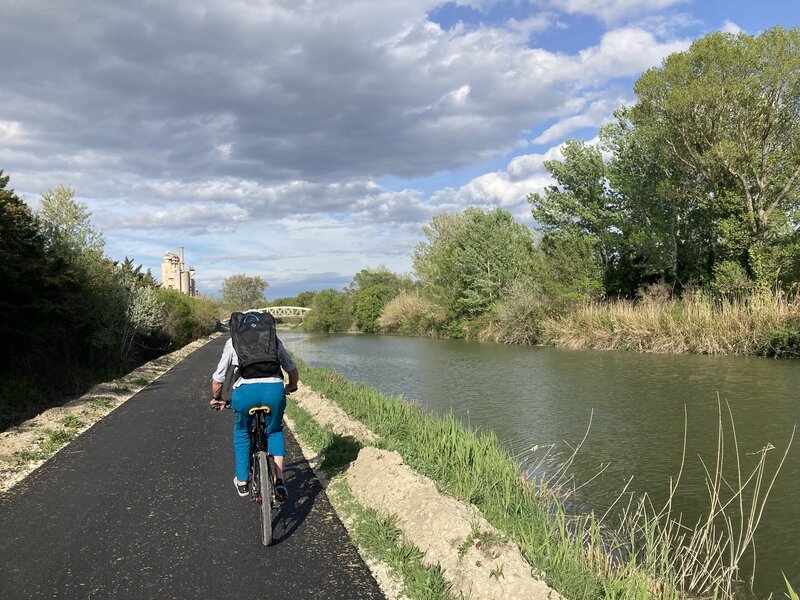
[256,451,273,546]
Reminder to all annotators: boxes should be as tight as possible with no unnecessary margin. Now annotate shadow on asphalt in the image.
[271,453,323,545]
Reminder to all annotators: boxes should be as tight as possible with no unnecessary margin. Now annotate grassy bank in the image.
[284,400,457,599]
[381,288,800,358]
[540,291,800,357]
[290,359,788,600]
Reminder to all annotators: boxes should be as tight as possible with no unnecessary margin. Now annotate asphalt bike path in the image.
[0,336,385,600]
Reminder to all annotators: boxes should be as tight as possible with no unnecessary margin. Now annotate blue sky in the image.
[1,0,798,299]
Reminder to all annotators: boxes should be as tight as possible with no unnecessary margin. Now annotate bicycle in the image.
[247,405,279,546]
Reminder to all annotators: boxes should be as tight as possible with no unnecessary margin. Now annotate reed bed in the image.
[542,291,800,356]
[296,360,793,599]
[378,291,446,337]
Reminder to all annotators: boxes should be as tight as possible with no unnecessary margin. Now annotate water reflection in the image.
[280,332,799,598]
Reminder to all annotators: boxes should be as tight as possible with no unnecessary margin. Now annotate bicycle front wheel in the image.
[256,451,273,546]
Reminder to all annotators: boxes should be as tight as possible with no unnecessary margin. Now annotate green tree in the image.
[602,109,717,292]
[413,208,537,325]
[119,256,158,288]
[270,290,317,307]
[449,209,537,318]
[412,211,473,315]
[38,186,104,258]
[352,284,396,334]
[221,274,267,311]
[349,266,412,333]
[631,26,800,287]
[36,186,132,363]
[0,171,66,367]
[304,289,352,333]
[535,233,605,305]
[528,140,621,272]
[155,288,218,348]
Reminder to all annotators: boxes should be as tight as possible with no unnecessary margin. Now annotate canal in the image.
[280,331,799,598]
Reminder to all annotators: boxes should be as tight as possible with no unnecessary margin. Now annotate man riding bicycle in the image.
[210,313,299,502]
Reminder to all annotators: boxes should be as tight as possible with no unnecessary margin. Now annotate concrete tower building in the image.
[161,247,197,296]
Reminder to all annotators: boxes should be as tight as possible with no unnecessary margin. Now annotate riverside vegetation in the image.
[0,179,229,431]
[288,359,795,600]
[275,27,800,359]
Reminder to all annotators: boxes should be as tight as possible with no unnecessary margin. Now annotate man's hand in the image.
[210,398,227,411]
[284,384,298,395]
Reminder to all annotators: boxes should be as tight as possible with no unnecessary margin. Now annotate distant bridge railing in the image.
[221,306,311,325]
[255,306,311,319]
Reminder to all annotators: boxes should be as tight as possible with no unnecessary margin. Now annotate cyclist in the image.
[210,327,299,502]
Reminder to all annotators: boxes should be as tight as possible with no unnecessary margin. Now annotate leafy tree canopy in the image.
[38,185,104,259]
[414,208,537,319]
[632,25,800,285]
[304,288,352,333]
[221,274,267,311]
[270,290,317,307]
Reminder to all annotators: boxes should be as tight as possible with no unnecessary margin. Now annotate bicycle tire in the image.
[256,451,273,546]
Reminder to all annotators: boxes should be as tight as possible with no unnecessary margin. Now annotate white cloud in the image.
[630,12,700,38]
[544,0,688,23]
[576,27,690,81]
[428,141,568,222]
[532,92,630,144]
[0,0,698,295]
[0,121,25,145]
[0,2,689,198]
[720,20,742,35]
[507,13,556,36]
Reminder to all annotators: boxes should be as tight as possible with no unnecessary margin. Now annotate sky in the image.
[1,1,798,299]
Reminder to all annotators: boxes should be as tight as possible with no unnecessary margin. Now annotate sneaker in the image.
[233,477,249,497]
[274,479,288,503]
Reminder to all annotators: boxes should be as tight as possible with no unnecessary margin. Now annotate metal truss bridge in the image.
[252,306,310,319]
[221,306,311,325]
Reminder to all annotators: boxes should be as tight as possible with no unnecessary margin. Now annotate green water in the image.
[280,332,799,598]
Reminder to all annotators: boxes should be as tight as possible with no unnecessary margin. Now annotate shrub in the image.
[378,291,445,336]
[303,289,353,333]
[155,288,219,348]
[479,282,549,345]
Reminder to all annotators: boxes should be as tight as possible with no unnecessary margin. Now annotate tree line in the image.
[273,27,800,354]
[0,178,219,430]
[3,26,798,427]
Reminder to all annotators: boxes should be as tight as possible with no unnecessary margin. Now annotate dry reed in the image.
[542,291,800,356]
[377,290,445,335]
[528,401,796,599]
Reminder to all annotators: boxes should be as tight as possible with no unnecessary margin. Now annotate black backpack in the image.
[228,311,283,381]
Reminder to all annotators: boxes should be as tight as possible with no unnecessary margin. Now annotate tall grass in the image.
[296,360,793,599]
[378,291,446,336]
[542,290,800,356]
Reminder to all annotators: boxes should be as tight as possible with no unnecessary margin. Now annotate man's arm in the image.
[210,379,226,410]
[285,368,299,394]
[276,339,298,394]
[210,340,233,410]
